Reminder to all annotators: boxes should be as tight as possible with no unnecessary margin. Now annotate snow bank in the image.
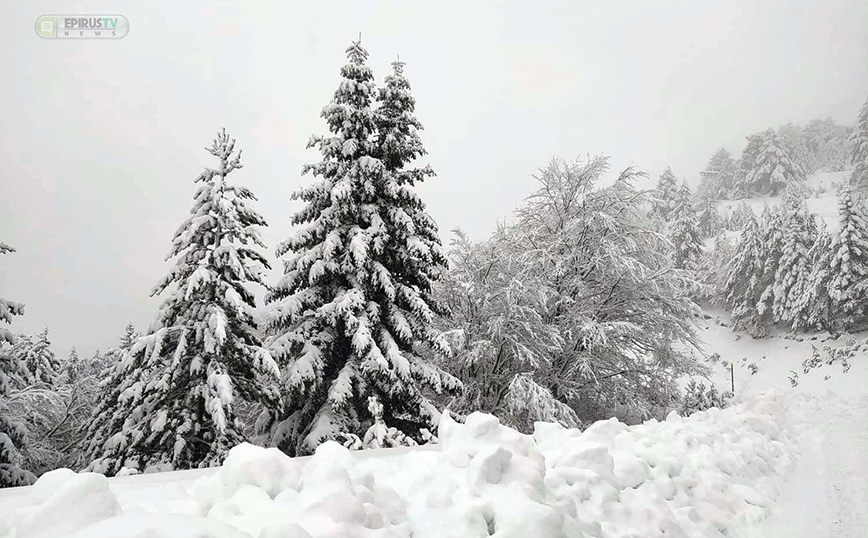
[1,398,794,538]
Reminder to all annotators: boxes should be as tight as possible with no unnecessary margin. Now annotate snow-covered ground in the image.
[1,312,865,538]
[698,310,868,538]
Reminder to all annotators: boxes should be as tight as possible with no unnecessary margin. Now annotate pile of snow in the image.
[1,398,795,538]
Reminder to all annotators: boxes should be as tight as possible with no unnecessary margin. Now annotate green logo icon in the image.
[35,15,56,38]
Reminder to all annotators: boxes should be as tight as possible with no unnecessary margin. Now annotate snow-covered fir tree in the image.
[696,233,734,306]
[791,225,837,332]
[802,118,852,174]
[651,166,679,220]
[772,191,818,326]
[724,213,767,336]
[695,194,723,238]
[670,183,704,270]
[727,202,756,231]
[828,185,868,329]
[261,40,460,456]
[851,95,868,189]
[62,347,85,385]
[9,328,60,388]
[0,242,35,487]
[84,130,279,475]
[736,129,804,196]
[756,205,787,328]
[698,148,737,199]
[0,242,25,346]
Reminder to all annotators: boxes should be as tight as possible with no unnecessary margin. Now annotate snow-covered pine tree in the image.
[851,95,868,189]
[772,191,818,326]
[262,40,460,457]
[828,185,868,329]
[696,232,734,306]
[651,167,679,220]
[61,347,85,385]
[756,205,787,328]
[0,351,35,487]
[0,241,35,487]
[84,130,279,475]
[670,182,704,270]
[727,202,756,231]
[695,194,723,238]
[0,242,25,346]
[791,224,837,332]
[724,213,767,336]
[698,148,737,199]
[777,122,810,176]
[738,129,805,196]
[10,327,60,388]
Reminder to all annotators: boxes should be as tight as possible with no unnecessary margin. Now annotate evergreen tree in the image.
[0,242,25,346]
[670,183,704,270]
[756,205,787,328]
[736,129,804,196]
[84,130,279,475]
[772,192,818,325]
[851,95,868,189]
[697,232,734,306]
[10,327,60,387]
[698,148,737,199]
[62,347,85,385]
[262,40,460,456]
[696,194,723,238]
[651,167,679,220]
[724,213,767,336]
[0,242,35,487]
[727,202,756,231]
[792,225,837,331]
[829,185,868,329]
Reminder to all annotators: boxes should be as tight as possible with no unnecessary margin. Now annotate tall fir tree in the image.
[84,130,278,475]
[756,205,787,328]
[670,182,704,270]
[772,191,818,326]
[828,185,868,329]
[698,148,737,199]
[791,225,837,331]
[62,347,85,385]
[0,241,35,487]
[651,167,679,220]
[695,194,723,238]
[736,129,804,196]
[724,213,767,336]
[262,40,460,457]
[851,95,868,189]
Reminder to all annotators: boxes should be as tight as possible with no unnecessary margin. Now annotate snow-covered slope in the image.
[696,310,868,538]
[719,170,848,232]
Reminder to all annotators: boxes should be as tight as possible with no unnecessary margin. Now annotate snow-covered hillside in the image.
[719,170,848,231]
[1,309,865,538]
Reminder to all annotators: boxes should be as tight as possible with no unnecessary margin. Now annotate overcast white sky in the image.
[1,0,867,361]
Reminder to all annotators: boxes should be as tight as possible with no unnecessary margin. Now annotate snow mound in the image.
[8,469,122,538]
[2,398,795,538]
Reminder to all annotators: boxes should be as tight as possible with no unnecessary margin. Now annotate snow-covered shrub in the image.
[678,379,732,417]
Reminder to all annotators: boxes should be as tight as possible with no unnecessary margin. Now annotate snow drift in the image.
[1,395,794,538]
